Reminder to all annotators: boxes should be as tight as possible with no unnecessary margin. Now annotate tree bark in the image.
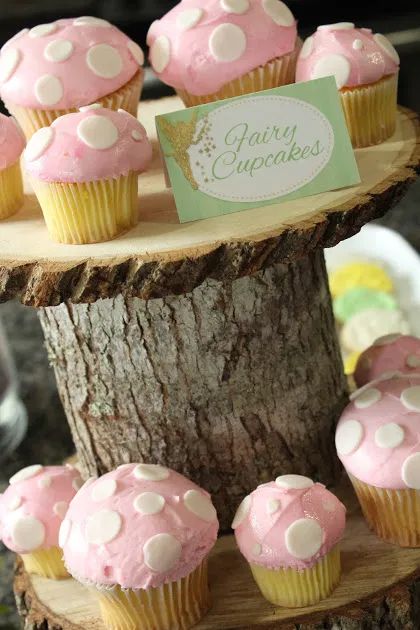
[39,251,347,529]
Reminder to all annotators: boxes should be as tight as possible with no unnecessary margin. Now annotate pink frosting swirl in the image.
[24,106,152,183]
[233,476,345,571]
[0,17,144,109]
[296,23,399,89]
[336,373,420,489]
[0,464,82,553]
[0,113,25,169]
[147,0,297,96]
[355,334,420,387]
[60,464,219,590]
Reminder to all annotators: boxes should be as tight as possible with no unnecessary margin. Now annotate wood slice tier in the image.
[0,102,418,306]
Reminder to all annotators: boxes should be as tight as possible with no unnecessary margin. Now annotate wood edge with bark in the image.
[1,108,418,307]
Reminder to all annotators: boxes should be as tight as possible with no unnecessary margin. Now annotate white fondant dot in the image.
[143,533,182,573]
[9,465,43,485]
[311,53,351,89]
[150,36,171,73]
[68,522,89,553]
[275,474,314,490]
[374,423,404,449]
[72,476,84,491]
[34,74,63,106]
[352,39,364,51]
[353,387,381,409]
[318,22,355,31]
[8,495,22,511]
[374,33,400,64]
[29,23,57,38]
[266,498,280,514]
[231,495,251,529]
[262,0,294,26]
[133,464,169,481]
[183,489,217,522]
[374,333,402,346]
[322,499,336,513]
[53,501,69,519]
[12,516,45,551]
[220,0,249,14]
[407,355,420,369]
[1,28,28,53]
[209,23,246,62]
[38,476,52,489]
[132,129,142,141]
[127,40,144,66]
[59,519,71,548]
[91,478,117,502]
[401,386,420,412]
[299,36,314,60]
[77,115,118,150]
[74,16,111,28]
[85,509,122,545]
[402,453,420,489]
[87,44,123,79]
[79,103,101,112]
[176,8,204,31]
[285,518,323,560]
[252,542,262,555]
[335,420,363,456]
[133,491,165,515]
[44,39,74,63]
[0,48,21,82]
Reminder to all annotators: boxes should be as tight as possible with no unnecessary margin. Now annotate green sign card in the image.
[156,77,360,223]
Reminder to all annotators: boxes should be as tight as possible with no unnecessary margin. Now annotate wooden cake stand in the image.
[2,97,419,628]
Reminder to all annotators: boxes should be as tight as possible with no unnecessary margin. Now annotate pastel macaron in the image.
[0,17,145,138]
[354,334,420,387]
[0,464,83,578]
[0,113,25,219]
[60,463,218,630]
[233,475,345,607]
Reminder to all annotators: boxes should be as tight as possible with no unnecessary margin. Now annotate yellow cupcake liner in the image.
[343,351,361,376]
[176,44,300,108]
[21,546,69,579]
[95,559,210,630]
[5,69,143,140]
[250,546,341,608]
[350,474,420,547]
[329,261,393,299]
[340,73,398,148]
[0,160,24,219]
[30,172,138,245]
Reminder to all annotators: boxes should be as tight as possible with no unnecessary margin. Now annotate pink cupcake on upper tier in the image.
[336,373,420,546]
[233,475,345,607]
[0,464,82,579]
[25,105,152,245]
[0,17,145,139]
[147,0,300,107]
[354,333,420,387]
[0,113,25,219]
[296,23,399,147]
[60,463,218,630]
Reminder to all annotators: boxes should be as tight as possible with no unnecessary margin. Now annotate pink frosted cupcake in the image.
[233,475,345,607]
[0,114,25,219]
[354,334,420,387]
[147,0,300,107]
[24,105,152,244]
[0,17,145,138]
[60,463,218,630]
[296,23,399,147]
[336,373,420,546]
[0,464,83,579]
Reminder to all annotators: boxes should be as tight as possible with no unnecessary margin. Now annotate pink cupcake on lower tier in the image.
[0,464,83,579]
[233,475,345,607]
[296,23,399,147]
[336,373,420,546]
[0,114,25,219]
[354,333,420,387]
[147,0,300,107]
[60,463,218,630]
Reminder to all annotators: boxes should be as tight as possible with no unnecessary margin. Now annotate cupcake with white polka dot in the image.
[147,0,300,108]
[24,105,152,245]
[60,463,218,630]
[336,373,420,546]
[354,334,420,388]
[233,475,345,607]
[0,17,145,139]
[296,23,399,147]
[0,113,25,220]
[0,464,83,579]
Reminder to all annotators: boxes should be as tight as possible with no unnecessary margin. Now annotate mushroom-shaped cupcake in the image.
[0,113,25,219]
[24,105,152,245]
[147,0,299,107]
[0,17,145,139]
[336,373,420,546]
[60,463,218,630]
[296,24,399,147]
[0,464,83,578]
[233,475,345,607]
[354,334,420,387]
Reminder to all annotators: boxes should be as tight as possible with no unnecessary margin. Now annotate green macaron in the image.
[334,287,398,323]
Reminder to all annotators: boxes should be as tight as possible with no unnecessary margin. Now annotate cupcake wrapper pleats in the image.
[21,546,69,580]
[0,160,24,220]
